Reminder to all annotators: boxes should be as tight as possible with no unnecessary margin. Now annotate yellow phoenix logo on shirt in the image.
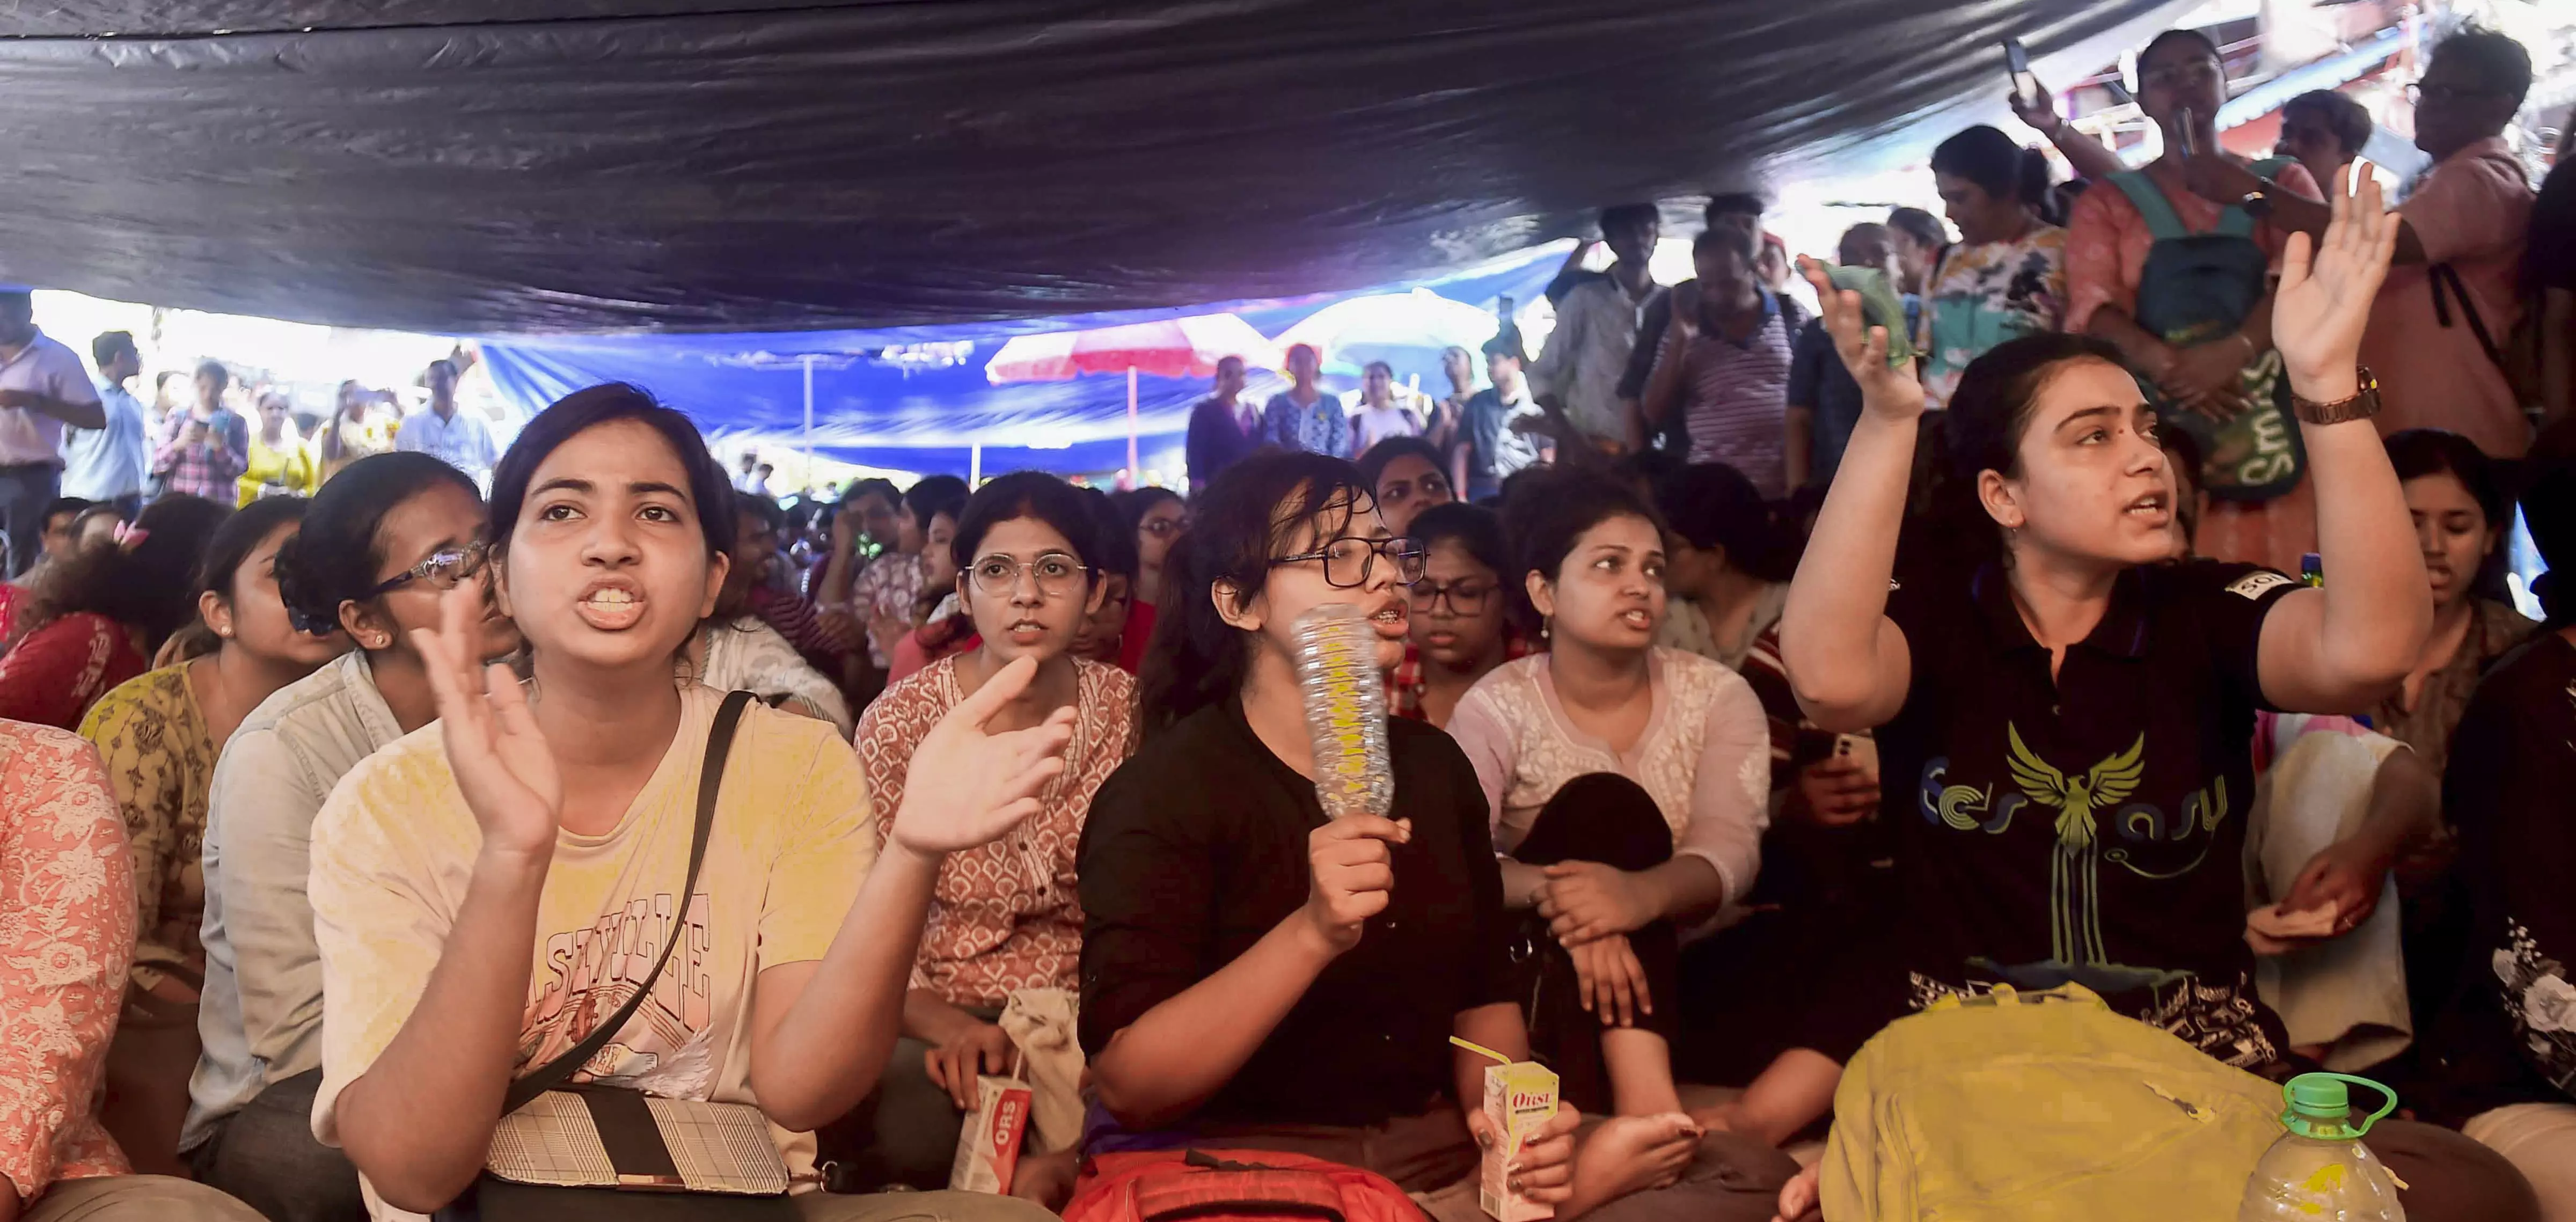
[2005,725,2146,968]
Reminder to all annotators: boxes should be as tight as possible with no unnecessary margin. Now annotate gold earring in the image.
[217,625,233,639]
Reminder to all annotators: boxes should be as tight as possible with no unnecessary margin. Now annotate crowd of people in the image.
[2,18,2576,1222]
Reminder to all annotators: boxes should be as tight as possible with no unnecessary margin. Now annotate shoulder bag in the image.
[438,690,800,1222]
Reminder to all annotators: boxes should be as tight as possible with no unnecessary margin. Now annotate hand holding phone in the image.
[2003,38,2041,111]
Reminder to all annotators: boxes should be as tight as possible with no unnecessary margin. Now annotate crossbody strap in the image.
[502,689,756,1114]
[2429,262,2507,367]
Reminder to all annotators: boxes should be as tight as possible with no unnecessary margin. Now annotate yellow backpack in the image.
[1819,985,2287,1221]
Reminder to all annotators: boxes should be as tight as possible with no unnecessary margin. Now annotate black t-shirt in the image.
[2422,632,2576,1124]
[2528,159,2576,294]
[1874,559,2297,1068]
[1077,698,1512,1128]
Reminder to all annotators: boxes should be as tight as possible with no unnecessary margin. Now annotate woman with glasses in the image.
[1110,486,1184,609]
[1084,453,1782,1222]
[184,452,517,1222]
[836,471,1137,1197]
[1446,470,1768,1128]
[1391,502,1525,727]
[77,497,346,1175]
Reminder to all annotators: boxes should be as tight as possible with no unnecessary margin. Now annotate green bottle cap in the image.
[2281,1072,2397,1139]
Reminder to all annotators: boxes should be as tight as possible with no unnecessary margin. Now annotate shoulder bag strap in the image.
[2105,171,2190,242]
[2429,262,2507,368]
[501,689,757,1113]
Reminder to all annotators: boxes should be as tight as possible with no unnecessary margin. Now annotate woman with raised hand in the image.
[1082,452,1795,1222]
[840,471,1137,1196]
[305,384,1071,1222]
[1765,167,2530,1221]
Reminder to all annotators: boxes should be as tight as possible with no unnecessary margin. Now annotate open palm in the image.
[889,654,1076,853]
[1798,257,1923,423]
[414,580,561,857]
[2272,166,2398,388]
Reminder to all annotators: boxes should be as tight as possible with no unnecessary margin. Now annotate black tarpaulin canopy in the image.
[1,1,2186,335]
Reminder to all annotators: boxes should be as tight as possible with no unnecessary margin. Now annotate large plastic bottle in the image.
[2237,1072,2406,1221]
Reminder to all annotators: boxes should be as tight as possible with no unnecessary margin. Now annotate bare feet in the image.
[1010,1148,1078,1211]
[1558,1114,1701,1217]
[1772,1164,1821,1222]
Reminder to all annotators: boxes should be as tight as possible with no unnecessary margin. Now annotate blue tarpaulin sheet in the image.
[477,245,1569,478]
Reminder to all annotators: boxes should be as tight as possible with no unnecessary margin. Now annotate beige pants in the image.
[2246,730,2413,1069]
[2467,1103,2576,1222]
[24,1175,262,1222]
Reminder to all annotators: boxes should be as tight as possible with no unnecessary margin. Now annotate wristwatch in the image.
[2236,187,2274,221]
[2290,367,2381,426]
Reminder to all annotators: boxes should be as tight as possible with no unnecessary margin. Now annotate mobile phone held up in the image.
[2003,37,2041,111]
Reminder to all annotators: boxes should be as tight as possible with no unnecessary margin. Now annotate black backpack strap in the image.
[2429,262,2507,368]
[501,689,757,1113]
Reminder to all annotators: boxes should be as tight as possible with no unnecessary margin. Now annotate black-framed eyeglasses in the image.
[365,543,487,599]
[1270,536,1427,589]
[1407,577,1494,616]
[1138,516,1186,540]
[967,552,1093,599]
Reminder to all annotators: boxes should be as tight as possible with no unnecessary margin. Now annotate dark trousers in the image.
[813,1005,1001,1191]
[1509,773,1681,1116]
[187,1069,370,1222]
[0,462,59,578]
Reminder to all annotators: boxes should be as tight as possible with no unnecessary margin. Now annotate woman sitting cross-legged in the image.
[1079,451,1800,1222]
[835,471,1138,1198]
[1447,471,1769,1122]
[305,384,1072,1222]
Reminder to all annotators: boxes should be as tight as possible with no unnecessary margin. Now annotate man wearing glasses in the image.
[2184,27,2538,455]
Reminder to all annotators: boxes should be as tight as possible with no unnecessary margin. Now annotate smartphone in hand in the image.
[2003,38,2040,110]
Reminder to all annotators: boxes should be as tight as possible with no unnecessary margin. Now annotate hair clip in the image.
[114,523,150,551]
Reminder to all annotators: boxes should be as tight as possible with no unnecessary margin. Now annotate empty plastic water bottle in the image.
[1292,603,1393,821]
[2238,1072,2406,1221]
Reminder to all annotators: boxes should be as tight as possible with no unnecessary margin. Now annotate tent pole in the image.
[971,443,983,487]
[1126,366,1140,489]
[800,355,816,494]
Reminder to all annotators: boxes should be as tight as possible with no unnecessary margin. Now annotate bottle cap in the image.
[2281,1072,2396,1139]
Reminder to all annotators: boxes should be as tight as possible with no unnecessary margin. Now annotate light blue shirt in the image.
[395,404,500,485]
[62,380,149,500]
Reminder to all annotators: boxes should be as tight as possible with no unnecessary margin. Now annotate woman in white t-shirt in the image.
[1349,361,1425,453]
[307,382,1073,1222]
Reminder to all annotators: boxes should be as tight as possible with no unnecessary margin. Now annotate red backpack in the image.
[1064,1150,1429,1222]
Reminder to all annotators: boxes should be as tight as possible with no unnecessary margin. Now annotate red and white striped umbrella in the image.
[983,312,1280,384]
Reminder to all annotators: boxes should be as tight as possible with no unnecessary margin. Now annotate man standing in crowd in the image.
[1617,192,1770,452]
[64,332,148,519]
[1184,355,1262,492]
[1531,203,1661,451]
[1639,225,1801,496]
[734,450,764,493]
[1786,224,1897,491]
[2275,89,2375,202]
[2186,27,2536,454]
[393,358,499,485]
[1460,332,1548,501]
[1261,343,1349,458]
[0,290,105,579]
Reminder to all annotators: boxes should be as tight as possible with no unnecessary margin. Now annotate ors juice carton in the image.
[1454,1038,1560,1222]
[947,1076,1032,1194]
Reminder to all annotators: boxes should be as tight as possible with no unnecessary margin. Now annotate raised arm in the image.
[1638,296,1699,427]
[1779,259,1920,731]
[2252,171,2433,711]
[2011,82,2126,182]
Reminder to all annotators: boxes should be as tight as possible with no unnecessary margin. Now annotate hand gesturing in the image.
[414,579,560,858]
[1798,256,1923,424]
[2272,164,2398,393]
[888,654,1075,854]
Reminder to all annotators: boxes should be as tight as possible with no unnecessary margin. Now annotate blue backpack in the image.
[2105,159,2307,503]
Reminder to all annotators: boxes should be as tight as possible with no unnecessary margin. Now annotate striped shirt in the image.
[1650,291,1795,497]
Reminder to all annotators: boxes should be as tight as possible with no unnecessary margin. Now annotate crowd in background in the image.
[5,18,2576,1222]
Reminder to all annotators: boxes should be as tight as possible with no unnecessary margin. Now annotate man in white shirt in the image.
[393,358,499,487]
[1530,204,1660,450]
[63,331,149,518]
[0,290,106,576]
